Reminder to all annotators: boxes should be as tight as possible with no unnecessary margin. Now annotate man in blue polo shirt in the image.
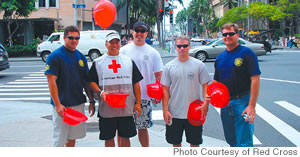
[45,26,95,147]
[213,23,261,147]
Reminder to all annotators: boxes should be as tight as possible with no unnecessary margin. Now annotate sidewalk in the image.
[0,100,229,147]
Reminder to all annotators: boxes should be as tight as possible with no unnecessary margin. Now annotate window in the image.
[238,39,246,45]
[49,0,56,7]
[49,35,60,42]
[216,40,225,46]
[39,0,46,7]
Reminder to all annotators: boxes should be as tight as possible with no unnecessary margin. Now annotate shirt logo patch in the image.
[143,55,149,60]
[79,60,84,67]
[188,72,195,79]
[45,64,50,71]
[234,58,243,67]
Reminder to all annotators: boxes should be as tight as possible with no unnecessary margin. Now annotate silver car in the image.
[0,43,9,71]
[189,38,267,62]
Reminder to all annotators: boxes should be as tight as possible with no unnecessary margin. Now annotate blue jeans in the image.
[221,94,254,147]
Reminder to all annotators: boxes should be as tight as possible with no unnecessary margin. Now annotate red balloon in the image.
[63,108,88,126]
[207,82,230,108]
[93,0,117,29]
[106,93,129,108]
[146,80,163,101]
[187,99,206,126]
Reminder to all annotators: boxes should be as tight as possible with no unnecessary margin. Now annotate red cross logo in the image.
[108,60,121,73]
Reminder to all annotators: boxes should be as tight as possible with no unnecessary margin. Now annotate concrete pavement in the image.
[0,100,229,147]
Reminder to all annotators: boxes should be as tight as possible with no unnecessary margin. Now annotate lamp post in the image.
[74,0,77,27]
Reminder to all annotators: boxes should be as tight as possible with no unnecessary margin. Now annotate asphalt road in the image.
[0,49,299,147]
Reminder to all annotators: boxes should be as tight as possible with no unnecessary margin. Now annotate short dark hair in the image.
[176,35,191,45]
[221,23,239,34]
[64,25,80,37]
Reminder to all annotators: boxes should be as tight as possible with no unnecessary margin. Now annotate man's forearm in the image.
[134,83,141,104]
[249,75,260,108]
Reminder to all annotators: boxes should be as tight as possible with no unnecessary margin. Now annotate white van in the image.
[37,30,115,62]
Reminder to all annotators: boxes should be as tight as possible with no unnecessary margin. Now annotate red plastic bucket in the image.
[146,80,163,100]
[207,82,230,108]
[106,93,129,108]
[63,108,88,126]
[187,99,206,126]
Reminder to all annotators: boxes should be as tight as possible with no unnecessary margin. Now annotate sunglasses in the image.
[135,29,146,33]
[67,36,80,40]
[176,44,189,48]
[222,32,236,37]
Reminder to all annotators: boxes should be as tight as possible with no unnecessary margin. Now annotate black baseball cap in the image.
[133,21,148,31]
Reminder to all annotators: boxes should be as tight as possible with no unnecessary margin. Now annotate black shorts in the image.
[98,116,137,140]
[166,118,203,145]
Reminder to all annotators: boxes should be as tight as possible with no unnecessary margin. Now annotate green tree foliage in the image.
[276,0,300,35]
[175,9,188,34]
[188,0,212,36]
[249,2,286,22]
[221,0,238,9]
[0,0,36,46]
[217,6,248,27]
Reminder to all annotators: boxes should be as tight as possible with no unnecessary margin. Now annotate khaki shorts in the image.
[52,103,86,147]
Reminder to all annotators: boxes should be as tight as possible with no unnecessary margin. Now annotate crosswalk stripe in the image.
[7,82,48,84]
[0,88,49,91]
[0,85,48,87]
[0,97,50,100]
[15,79,47,82]
[0,93,49,95]
[274,101,300,117]
[29,74,45,76]
[214,107,262,145]
[256,103,300,146]
[23,77,46,79]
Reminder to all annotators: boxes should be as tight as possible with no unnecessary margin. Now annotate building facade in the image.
[0,0,127,45]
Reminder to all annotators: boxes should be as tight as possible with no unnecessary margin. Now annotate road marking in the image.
[274,101,300,117]
[10,65,44,68]
[7,82,47,84]
[0,97,49,101]
[214,108,262,145]
[0,72,44,75]
[152,110,164,121]
[261,77,300,84]
[208,73,300,85]
[29,74,45,76]
[15,79,47,82]
[23,77,46,79]
[0,88,49,91]
[0,93,49,95]
[0,85,48,87]
[256,103,300,146]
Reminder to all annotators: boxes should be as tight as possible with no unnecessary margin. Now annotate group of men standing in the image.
[45,21,260,147]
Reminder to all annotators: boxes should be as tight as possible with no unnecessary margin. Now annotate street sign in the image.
[72,4,86,8]
[169,5,177,9]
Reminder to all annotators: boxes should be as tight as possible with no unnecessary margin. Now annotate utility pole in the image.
[74,0,77,27]
[170,0,176,53]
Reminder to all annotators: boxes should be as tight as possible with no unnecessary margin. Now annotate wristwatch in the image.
[98,90,104,97]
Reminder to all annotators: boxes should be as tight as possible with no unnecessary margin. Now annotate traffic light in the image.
[159,8,164,21]
[169,9,173,24]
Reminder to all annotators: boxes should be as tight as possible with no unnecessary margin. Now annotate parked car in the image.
[0,43,9,71]
[37,30,116,62]
[189,38,267,62]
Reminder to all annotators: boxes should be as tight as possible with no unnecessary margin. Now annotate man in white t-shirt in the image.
[161,35,211,147]
[120,21,164,147]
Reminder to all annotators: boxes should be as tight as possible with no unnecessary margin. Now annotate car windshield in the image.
[206,39,218,46]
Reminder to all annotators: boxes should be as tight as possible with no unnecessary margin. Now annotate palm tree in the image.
[221,0,238,9]
[188,0,211,37]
